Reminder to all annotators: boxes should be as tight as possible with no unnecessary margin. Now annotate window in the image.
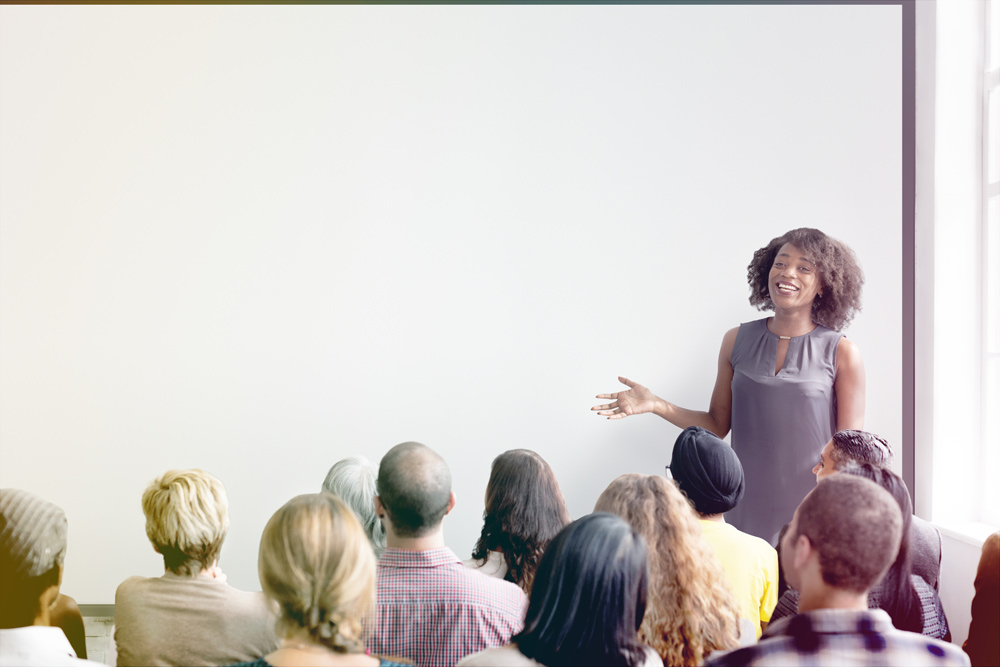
[981,0,999,527]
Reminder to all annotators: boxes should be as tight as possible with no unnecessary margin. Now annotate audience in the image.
[669,426,778,639]
[458,512,660,667]
[228,493,407,667]
[464,449,571,594]
[771,463,950,639]
[813,429,942,590]
[322,456,387,558]
[595,473,741,666]
[368,442,527,667]
[114,469,277,667]
[705,475,969,666]
[963,530,999,667]
[0,488,101,666]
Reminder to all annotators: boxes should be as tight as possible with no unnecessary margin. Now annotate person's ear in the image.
[445,491,456,515]
[792,533,812,570]
[374,495,385,518]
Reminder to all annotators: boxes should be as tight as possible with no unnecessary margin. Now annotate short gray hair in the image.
[322,456,386,557]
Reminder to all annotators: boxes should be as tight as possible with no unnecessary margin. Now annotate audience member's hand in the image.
[592,377,657,419]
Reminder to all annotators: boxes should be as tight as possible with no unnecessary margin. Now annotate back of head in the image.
[0,488,67,627]
[258,493,375,653]
[793,474,902,594]
[322,456,386,557]
[376,442,451,537]
[472,449,571,592]
[142,469,230,575]
[838,462,921,633]
[516,512,648,667]
[594,474,740,666]
[670,426,745,515]
[830,430,893,470]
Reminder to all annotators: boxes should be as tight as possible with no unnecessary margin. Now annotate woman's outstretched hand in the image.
[592,376,658,420]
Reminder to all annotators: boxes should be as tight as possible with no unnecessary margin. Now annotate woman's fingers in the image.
[595,392,619,400]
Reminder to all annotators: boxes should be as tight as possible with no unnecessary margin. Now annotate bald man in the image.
[369,442,526,667]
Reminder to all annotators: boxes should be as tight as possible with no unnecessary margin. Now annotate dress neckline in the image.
[764,317,819,340]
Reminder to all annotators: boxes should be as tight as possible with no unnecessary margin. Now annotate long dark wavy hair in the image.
[514,513,650,667]
[471,449,570,593]
[840,462,922,634]
[746,227,864,332]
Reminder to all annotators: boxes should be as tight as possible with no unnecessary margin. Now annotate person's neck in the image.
[797,584,870,613]
[386,526,446,551]
[699,513,725,522]
[768,310,816,337]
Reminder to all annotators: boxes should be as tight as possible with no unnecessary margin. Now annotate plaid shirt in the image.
[705,609,970,667]
[369,547,527,667]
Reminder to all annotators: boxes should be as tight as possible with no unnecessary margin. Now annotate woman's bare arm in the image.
[834,337,865,430]
[592,327,738,438]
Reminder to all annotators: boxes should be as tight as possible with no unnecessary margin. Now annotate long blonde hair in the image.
[258,493,375,653]
[595,474,741,666]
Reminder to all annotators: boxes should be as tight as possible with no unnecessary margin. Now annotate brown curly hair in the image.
[595,474,741,667]
[746,228,864,332]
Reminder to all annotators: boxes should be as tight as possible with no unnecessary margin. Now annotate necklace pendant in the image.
[778,335,792,340]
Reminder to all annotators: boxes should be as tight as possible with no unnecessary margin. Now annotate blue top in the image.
[726,318,842,545]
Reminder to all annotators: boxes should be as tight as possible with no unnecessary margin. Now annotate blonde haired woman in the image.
[115,469,277,666]
[229,493,407,667]
[595,474,742,667]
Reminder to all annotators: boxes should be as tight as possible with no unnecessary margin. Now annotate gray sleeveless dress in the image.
[726,318,842,545]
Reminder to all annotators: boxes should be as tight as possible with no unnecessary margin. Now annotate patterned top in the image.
[770,574,950,640]
[704,609,970,667]
[228,659,408,667]
[369,547,527,667]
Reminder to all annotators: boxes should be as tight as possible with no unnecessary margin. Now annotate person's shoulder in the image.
[457,645,539,666]
[460,564,526,609]
[703,640,783,667]
[885,628,971,665]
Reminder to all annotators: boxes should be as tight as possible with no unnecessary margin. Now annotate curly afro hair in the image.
[747,228,864,332]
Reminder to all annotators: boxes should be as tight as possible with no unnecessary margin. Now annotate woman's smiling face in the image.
[768,243,823,309]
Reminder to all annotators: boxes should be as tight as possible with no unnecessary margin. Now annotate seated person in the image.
[322,456,386,558]
[0,488,101,666]
[458,513,660,667]
[368,442,527,667]
[595,473,741,666]
[771,463,949,639]
[227,493,407,667]
[464,449,570,594]
[706,475,968,667]
[963,530,999,667]
[114,469,277,666]
[669,426,778,638]
[813,429,941,590]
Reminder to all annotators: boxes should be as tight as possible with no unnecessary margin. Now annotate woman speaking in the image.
[592,228,866,545]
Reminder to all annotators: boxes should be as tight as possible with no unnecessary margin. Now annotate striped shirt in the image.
[369,547,527,667]
[705,609,970,667]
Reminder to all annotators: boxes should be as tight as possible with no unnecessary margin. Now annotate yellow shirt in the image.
[699,519,778,639]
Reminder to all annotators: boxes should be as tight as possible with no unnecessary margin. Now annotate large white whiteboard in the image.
[0,4,902,603]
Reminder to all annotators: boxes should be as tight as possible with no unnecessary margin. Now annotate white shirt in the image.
[0,626,104,667]
[461,550,509,580]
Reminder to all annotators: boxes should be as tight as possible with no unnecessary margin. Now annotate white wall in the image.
[0,4,903,604]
